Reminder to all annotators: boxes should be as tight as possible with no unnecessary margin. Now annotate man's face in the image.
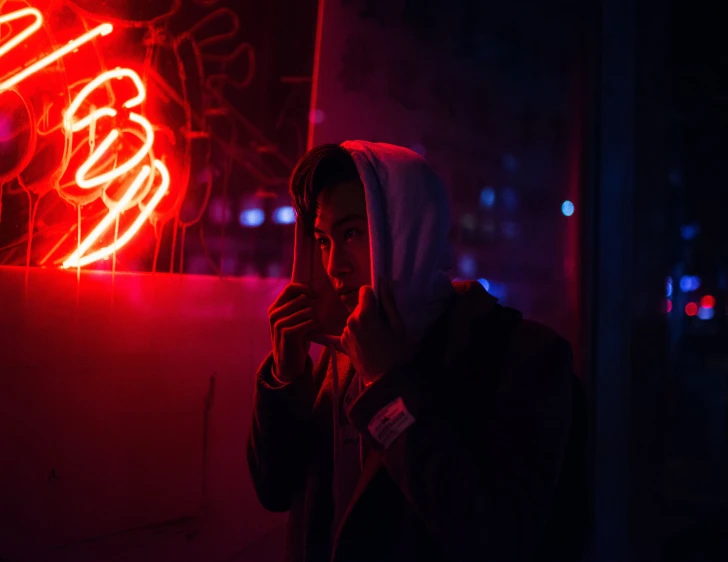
[313,180,371,312]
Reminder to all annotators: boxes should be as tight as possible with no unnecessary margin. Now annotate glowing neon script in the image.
[0,7,169,268]
[0,8,113,91]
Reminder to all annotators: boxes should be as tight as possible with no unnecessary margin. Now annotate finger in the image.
[274,308,318,335]
[340,326,352,354]
[380,277,404,331]
[269,294,310,324]
[358,285,377,316]
[270,283,318,311]
[281,318,319,341]
[284,282,318,297]
[346,315,360,338]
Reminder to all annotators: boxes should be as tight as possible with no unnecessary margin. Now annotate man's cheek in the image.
[320,249,330,273]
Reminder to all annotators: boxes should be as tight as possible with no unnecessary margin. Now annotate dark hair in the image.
[290,144,360,235]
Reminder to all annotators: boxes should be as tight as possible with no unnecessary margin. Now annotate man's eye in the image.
[344,228,359,240]
[316,237,329,248]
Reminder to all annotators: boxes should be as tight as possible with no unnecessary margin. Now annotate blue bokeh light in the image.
[480,186,496,208]
[679,275,701,292]
[680,223,700,240]
[698,307,715,321]
[239,208,265,227]
[273,206,296,224]
[477,278,490,291]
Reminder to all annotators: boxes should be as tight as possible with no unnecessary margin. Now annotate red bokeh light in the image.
[700,295,715,309]
[685,302,698,316]
[666,299,673,313]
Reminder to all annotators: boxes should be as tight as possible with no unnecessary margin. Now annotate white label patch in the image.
[367,397,415,449]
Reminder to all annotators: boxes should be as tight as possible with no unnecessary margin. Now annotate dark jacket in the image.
[247,281,587,562]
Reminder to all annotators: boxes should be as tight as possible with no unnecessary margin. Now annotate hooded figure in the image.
[247,142,588,562]
[290,140,456,347]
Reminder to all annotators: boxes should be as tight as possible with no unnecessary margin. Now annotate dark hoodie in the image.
[247,143,587,561]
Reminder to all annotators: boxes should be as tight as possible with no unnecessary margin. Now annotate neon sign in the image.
[0,6,170,268]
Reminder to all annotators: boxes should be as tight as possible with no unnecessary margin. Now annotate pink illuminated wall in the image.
[0,266,286,562]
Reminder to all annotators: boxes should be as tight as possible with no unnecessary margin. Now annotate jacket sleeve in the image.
[247,348,330,512]
[347,335,574,562]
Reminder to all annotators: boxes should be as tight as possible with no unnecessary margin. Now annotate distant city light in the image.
[685,302,698,316]
[239,208,264,227]
[666,278,673,297]
[666,299,672,313]
[698,307,715,321]
[459,254,476,277]
[486,281,508,301]
[680,223,700,240]
[680,275,701,292]
[273,206,296,224]
[480,186,496,208]
[561,200,575,217]
[700,295,716,309]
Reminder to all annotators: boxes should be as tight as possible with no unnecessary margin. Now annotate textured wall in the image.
[0,266,287,562]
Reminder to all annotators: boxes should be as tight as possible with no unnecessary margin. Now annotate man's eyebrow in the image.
[314,213,367,234]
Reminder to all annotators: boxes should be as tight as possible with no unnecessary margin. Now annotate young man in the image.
[247,141,587,562]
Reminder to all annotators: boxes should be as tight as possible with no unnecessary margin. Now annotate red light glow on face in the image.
[0,6,169,269]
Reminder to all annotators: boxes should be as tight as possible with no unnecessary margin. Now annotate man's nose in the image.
[326,244,351,279]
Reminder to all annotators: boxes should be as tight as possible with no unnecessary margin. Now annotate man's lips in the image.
[336,288,358,297]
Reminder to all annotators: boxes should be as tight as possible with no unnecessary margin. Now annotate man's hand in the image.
[341,278,413,384]
[268,283,321,383]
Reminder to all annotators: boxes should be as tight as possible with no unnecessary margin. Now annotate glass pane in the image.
[310,0,590,344]
[661,2,727,559]
[0,0,316,276]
